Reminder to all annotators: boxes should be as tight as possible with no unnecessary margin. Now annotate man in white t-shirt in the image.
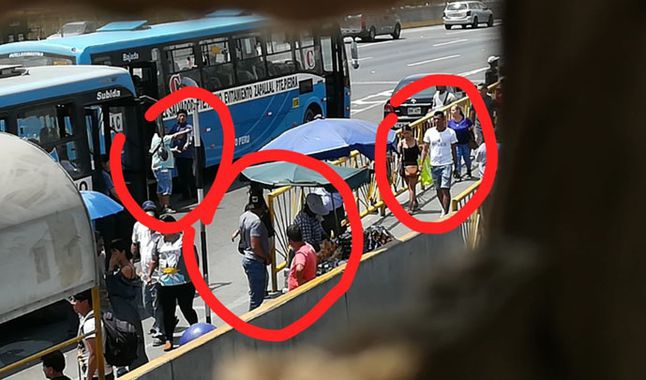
[71,290,114,380]
[432,86,457,110]
[131,200,165,345]
[421,110,458,216]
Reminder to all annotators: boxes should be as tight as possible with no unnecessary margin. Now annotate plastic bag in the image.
[420,157,433,187]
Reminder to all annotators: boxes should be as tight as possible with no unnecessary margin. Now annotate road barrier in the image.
[451,180,482,249]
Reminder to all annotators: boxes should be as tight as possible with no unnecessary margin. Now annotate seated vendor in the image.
[293,193,329,253]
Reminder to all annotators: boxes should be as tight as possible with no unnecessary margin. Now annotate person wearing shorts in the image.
[421,111,458,216]
[149,128,190,213]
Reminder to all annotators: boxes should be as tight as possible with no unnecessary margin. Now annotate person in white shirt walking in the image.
[131,200,165,346]
[421,111,458,216]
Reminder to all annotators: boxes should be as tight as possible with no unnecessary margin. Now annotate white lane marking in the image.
[433,38,468,47]
[457,67,488,77]
[407,54,460,67]
[351,89,394,114]
[358,40,395,49]
[353,81,399,85]
[351,103,385,115]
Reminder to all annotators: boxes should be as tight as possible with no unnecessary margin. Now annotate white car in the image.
[443,1,494,30]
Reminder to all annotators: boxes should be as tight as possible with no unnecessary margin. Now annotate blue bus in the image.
[0,11,352,170]
[0,64,147,197]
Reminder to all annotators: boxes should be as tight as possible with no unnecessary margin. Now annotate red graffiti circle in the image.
[374,74,498,234]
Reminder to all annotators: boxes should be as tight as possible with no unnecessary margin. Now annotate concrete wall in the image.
[125,230,464,380]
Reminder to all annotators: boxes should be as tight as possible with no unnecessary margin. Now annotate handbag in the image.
[154,138,169,161]
[420,157,433,187]
[404,165,419,177]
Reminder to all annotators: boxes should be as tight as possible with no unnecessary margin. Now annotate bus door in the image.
[83,106,103,191]
[320,26,350,118]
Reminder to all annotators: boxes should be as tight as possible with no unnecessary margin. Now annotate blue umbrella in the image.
[80,190,123,220]
[260,118,396,161]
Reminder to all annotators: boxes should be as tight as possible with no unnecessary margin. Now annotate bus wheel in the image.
[303,105,321,123]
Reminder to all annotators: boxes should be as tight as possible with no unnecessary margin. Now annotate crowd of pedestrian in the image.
[56,72,502,380]
[397,79,501,216]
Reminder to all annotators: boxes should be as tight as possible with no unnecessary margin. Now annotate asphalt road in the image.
[1,22,501,380]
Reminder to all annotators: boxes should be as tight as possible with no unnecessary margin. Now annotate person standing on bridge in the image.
[421,111,458,216]
[238,195,272,311]
[293,193,329,253]
[448,105,475,180]
[397,126,421,212]
[168,109,196,201]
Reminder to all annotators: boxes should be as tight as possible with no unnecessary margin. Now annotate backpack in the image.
[154,137,169,161]
[102,312,139,367]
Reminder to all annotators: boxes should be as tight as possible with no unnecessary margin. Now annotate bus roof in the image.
[0,65,136,108]
[0,14,267,60]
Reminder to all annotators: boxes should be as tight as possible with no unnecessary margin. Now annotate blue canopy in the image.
[260,118,396,161]
[80,191,123,220]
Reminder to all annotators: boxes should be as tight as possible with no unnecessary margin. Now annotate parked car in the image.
[443,1,494,30]
[384,74,465,128]
[47,21,97,39]
[341,9,402,41]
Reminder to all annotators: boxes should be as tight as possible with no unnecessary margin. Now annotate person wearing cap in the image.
[149,214,199,351]
[313,187,346,238]
[238,194,271,310]
[293,193,329,253]
[70,290,114,380]
[149,126,191,214]
[485,56,499,86]
[168,109,196,201]
[131,200,165,345]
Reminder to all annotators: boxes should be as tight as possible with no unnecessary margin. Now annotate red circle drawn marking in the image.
[181,150,364,342]
[109,86,235,234]
[374,74,498,234]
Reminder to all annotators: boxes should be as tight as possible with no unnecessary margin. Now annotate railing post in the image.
[91,287,105,380]
[268,193,278,293]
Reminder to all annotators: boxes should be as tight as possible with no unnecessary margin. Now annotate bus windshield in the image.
[0,52,74,67]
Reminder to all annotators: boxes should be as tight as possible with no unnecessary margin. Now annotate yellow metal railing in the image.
[266,81,501,290]
[0,287,106,380]
[450,180,482,250]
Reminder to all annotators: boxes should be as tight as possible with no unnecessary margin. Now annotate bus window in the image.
[233,34,267,84]
[164,43,202,88]
[265,32,295,77]
[17,104,74,144]
[0,118,6,132]
[320,36,334,73]
[200,37,234,91]
[296,32,322,74]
